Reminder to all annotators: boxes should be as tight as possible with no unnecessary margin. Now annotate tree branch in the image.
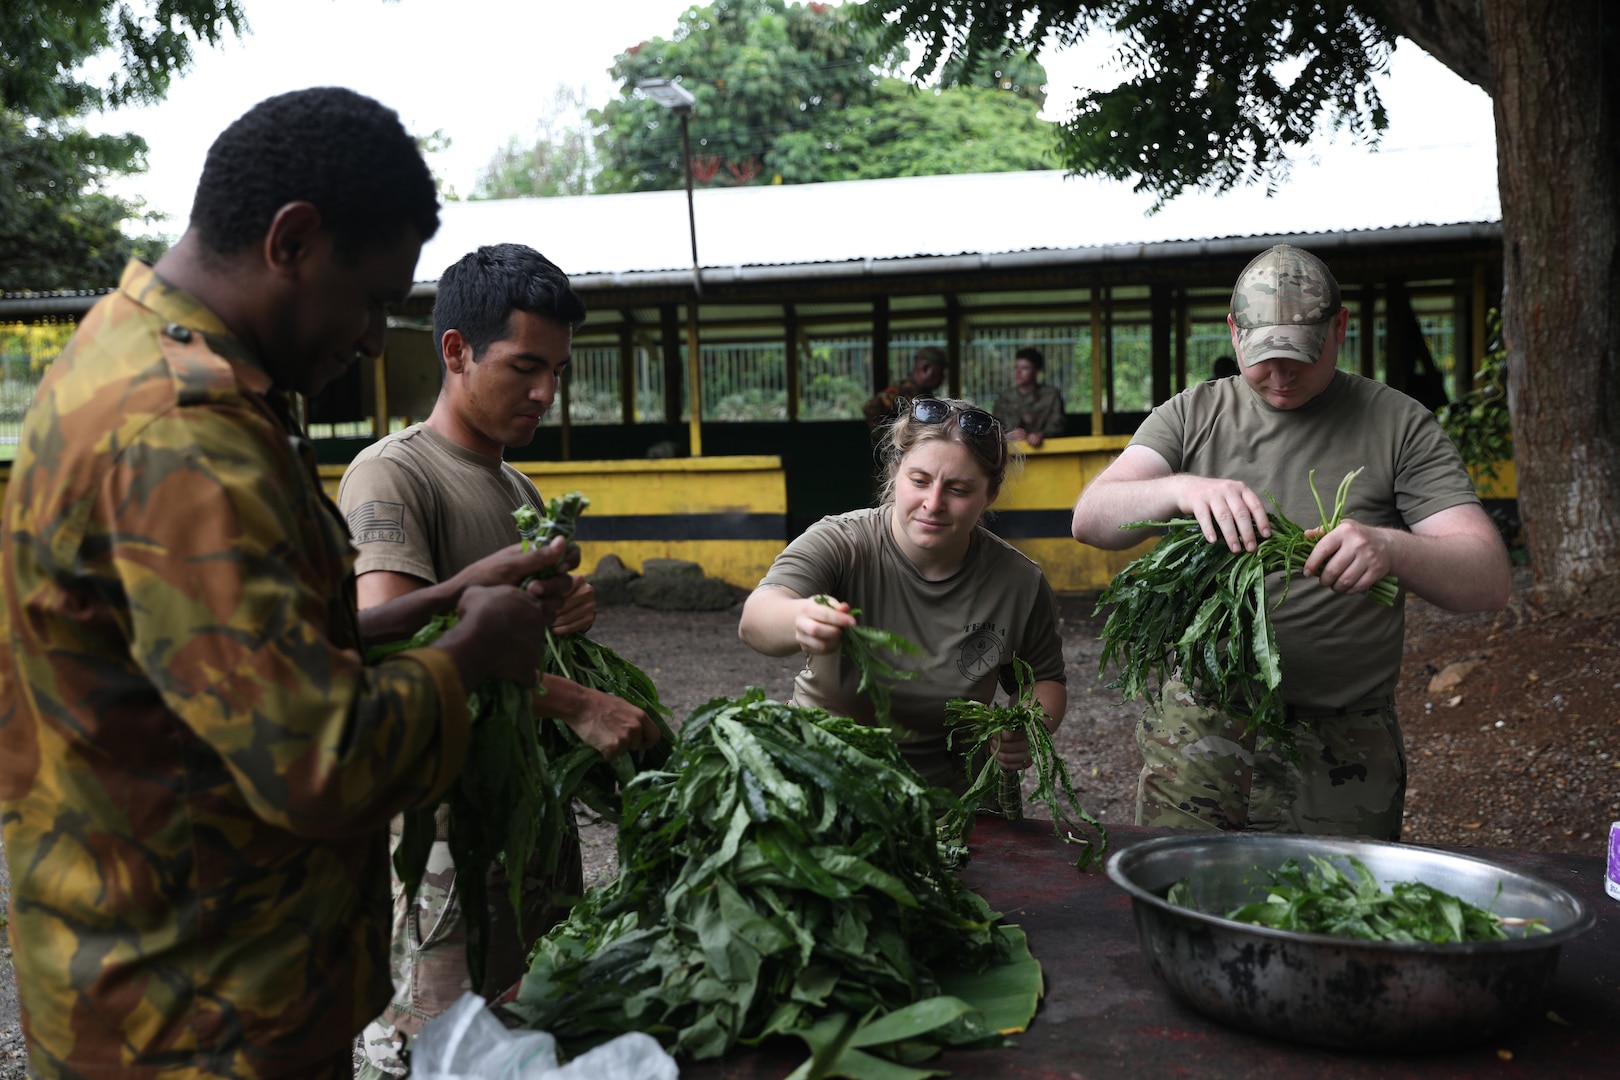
[1375,0,1493,92]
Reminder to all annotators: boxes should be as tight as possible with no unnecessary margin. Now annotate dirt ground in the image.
[1,566,1616,1076]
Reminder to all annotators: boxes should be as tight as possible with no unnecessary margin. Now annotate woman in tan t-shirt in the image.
[739,398,1067,791]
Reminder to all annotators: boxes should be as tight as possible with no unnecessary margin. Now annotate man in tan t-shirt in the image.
[1071,244,1510,841]
[339,243,661,1077]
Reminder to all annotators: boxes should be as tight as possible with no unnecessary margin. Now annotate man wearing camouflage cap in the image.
[1071,244,1510,839]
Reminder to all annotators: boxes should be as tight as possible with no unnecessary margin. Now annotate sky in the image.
[88,0,1499,237]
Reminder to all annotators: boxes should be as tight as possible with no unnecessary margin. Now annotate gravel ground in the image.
[0,852,19,1080]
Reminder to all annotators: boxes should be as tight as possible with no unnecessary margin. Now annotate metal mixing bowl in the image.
[1106,833,1596,1051]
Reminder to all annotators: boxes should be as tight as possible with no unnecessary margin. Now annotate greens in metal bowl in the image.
[1107,833,1595,1051]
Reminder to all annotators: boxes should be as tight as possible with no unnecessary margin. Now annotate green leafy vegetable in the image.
[1165,854,1549,943]
[509,691,1037,1071]
[1096,468,1399,759]
[816,596,923,727]
[374,492,674,989]
[944,657,1109,869]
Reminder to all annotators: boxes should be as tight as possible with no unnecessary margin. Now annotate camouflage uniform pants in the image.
[357,826,582,1078]
[1135,678,1406,840]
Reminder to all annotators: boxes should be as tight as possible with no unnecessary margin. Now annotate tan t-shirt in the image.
[758,506,1065,792]
[1129,370,1479,711]
[337,423,543,584]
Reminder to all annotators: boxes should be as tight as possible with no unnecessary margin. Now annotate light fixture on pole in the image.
[638,76,704,456]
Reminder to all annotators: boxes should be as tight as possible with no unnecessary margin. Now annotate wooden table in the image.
[683,820,1620,1079]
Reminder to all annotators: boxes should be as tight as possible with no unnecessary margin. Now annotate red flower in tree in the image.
[724,157,761,185]
[689,155,721,184]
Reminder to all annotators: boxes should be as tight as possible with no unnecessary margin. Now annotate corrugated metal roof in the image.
[0,141,1498,317]
[415,141,1500,285]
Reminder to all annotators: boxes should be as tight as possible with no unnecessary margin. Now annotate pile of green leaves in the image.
[510,691,1036,1074]
[944,657,1109,868]
[1166,855,1548,943]
[817,596,923,727]
[1096,468,1399,759]
[371,493,674,988]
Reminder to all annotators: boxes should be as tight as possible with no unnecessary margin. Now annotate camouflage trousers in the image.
[1135,678,1406,840]
[356,826,582,1078]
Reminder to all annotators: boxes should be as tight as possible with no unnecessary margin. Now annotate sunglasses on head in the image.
[906,397,1000,438]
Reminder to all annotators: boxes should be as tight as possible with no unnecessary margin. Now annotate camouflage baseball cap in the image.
[1230,244,1342,365]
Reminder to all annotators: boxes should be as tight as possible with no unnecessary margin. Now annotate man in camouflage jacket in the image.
[0,89,572,1079]
[862,346,946,432]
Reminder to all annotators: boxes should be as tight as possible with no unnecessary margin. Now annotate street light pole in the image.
[638,77,704,456]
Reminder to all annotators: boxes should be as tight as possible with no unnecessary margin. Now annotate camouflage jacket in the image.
[0,262,472,1078]
[862,377,936,432]
[992,383,1066,439]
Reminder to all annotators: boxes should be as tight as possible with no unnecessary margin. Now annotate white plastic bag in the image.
[410,993,678,1080]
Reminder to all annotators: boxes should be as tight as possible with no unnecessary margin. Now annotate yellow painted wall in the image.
[993,435,1158,591]
[2,443,1518,595]
[320,455,789,588]
[1470,459,1518,500]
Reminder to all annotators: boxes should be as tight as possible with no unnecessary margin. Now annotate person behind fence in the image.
[0,88,575,1080]
[739,396,1066,794]
[992,345,1066,447]
[1211,354,1240,379]
[1070,243,1510,840]
[863,345,946,432]
[338,242,662,1078]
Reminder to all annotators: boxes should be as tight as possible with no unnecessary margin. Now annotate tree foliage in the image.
[771,82,1057,182]
[861,0,1392,205]
[589,0,1056,193]
[473,86,598,200]
[0,2,247,291]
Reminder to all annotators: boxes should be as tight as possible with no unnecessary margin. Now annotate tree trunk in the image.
[1484,0,1620,614]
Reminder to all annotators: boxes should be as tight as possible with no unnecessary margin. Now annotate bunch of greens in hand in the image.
[515,498,677,808]
[815,595,921,728]
[371,492,673,989]
[1166,854,1548,943]
[1096,468,1399,759]
[944,657,1108,868]
[511,691,1039,1073]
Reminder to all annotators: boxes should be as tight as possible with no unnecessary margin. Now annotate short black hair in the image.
[433,244,588,367]
[1014,346,1045,371]
[189,87,440,258]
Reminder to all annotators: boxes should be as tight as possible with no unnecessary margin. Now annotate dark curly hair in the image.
[433,244,587,370]
[189,87,440,258]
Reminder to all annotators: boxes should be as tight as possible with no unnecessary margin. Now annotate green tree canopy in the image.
[864,0,1391,205]
[0,2,246,292]
[587,0,1056,192]
[473,86,598,200]
[770,81,1057,182]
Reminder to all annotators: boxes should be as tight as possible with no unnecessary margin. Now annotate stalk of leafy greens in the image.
[943,656,1109,869]
[1096,468,1399,760]
[814,595,922,728]
[1165,854,1549,943]
[513,499,678,807]
[510,690,1030,1071]
[370,492,674,989]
